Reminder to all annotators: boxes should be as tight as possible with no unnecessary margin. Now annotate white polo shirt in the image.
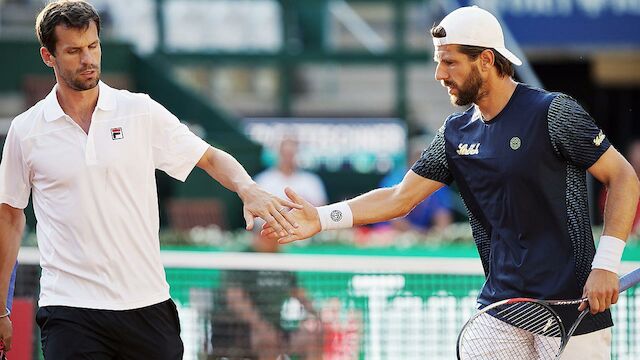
[0,82,209,310]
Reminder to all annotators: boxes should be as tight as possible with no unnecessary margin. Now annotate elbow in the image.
[195,146,216,170]
[17,210,26,230]
[391,186,418,218]
[631,173,640,204]
[623,161,640,202]
[397,204,415,219]
[617,166,640,206]
[0,204,26,234]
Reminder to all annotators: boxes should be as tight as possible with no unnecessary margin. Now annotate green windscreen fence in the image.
[160,252,639,360]
[15,249,640,359]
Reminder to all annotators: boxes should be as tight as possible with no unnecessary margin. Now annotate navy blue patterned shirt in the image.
[412,84,612,334]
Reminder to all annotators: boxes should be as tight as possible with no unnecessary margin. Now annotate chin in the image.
[73,79,100,91]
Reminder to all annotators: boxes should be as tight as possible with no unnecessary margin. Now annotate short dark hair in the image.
[35,0,101,55]
[430,25,514,78]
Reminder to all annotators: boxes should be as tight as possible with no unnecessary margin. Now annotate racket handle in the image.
[620,268,640,293]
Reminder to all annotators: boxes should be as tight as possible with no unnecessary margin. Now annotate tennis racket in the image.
[457,267,640,360]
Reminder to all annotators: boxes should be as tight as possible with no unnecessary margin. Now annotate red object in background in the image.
[7,298,34,360]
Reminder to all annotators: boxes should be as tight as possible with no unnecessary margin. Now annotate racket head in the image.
[457,298,567,360]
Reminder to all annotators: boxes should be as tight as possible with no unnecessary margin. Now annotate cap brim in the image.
[495,47,522,66]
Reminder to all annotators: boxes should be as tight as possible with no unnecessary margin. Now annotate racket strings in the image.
[458,301,563,359]
[497,303,562,337]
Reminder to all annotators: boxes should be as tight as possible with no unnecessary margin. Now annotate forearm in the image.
[196,147,257,198]
[602,170,640,240]
[347,186,416,226]
[347,172,444,226]
[0,207,25,311]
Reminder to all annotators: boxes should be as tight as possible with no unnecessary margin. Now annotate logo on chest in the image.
[110,127,124,140]
[510,137,521,150]
[457,143,480,156]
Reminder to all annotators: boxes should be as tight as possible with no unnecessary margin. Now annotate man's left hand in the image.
[579,268,619,314]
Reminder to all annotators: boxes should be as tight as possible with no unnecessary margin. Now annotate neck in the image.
[278,164,295,176]
[475,77,518,122]
[55,81,99,132]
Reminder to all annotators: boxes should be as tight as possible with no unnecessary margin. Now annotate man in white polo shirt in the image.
[0,1,300,358]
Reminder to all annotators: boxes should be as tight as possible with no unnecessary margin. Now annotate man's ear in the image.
[40,46,55,68]
[479,49,495,72]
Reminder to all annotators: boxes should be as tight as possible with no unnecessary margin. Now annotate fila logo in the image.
[111,127,124,140]
[593,130,605,147]
[457,143,480,156]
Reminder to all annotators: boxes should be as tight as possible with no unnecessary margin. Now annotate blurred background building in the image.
[1,0,639,359]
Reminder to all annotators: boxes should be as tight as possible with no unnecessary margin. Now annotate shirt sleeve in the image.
[410,121,454,185]
[0,123,31,209]
[149,97,210,181]
[547,94,610,169]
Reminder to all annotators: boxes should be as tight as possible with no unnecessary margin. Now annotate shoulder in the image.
[441,107,475,133]
[547,93,593,129]
[518,83,554,98]
[107,85,153,114]
[8,99,47,139]
[445,108,472,126]
[548,92,583,112]
[514,83,558,112]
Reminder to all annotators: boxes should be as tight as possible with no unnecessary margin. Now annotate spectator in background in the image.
[376,135,454,234]
[211,233,323,360]
[209,136,325,359]
[256,136,328,208]
[600,139,640,236]
[321,297,361,360]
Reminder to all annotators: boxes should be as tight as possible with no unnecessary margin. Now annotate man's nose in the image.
[435,63,447,82]
[80,48,93,65]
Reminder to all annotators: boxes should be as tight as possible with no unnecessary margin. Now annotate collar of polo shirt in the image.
[43,81,117,123]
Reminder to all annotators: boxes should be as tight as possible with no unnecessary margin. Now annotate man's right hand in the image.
[261,187,322,244]
[0,316,12,352]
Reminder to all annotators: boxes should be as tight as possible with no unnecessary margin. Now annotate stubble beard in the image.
[61,66,101,91]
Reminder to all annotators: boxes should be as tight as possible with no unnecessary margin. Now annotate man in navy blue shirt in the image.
[263,6,640,359]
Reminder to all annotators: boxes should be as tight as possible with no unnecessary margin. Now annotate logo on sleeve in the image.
[457,143,480,156]
[111,127,124,140]
[593,130,605,147]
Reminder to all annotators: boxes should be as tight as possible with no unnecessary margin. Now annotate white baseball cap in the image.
[432,6,522,66]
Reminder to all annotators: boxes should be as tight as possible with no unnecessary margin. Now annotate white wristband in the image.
[317,202,353,230]
[591,235,626,274]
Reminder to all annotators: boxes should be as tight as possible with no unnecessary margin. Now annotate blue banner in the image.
[459,0,640,48]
